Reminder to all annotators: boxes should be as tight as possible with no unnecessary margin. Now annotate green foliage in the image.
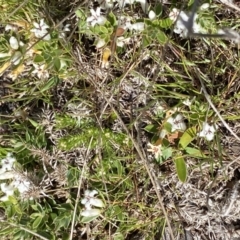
[143,18,169,46]
[174,155,188,182]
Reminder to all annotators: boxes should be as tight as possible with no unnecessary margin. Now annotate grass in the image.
[0,0,240,239]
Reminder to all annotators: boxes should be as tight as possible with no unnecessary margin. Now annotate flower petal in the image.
[9,36,19,50]
[0,171,15,180]
[11,51,22,65]
[80,209,101,217]
[90,198,105,208]
[148,10,156,20]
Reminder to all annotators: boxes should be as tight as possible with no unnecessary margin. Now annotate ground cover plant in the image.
[0,0,240,239]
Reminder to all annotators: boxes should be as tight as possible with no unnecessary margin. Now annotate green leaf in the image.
[32,216,43,229]
[156,30,168,44]
[113,233,125,240]
[153,19,172,29]
[179,126,196,149]
[40,77,58,92]
[28,118,39,128]
[154,3,163,16]
[53,58,61,71]
[174,156,187,182]
[108,12,117,26]
[81,215,99,223]
[188,0,195,6]
[185,147,206,158]
[144,124,158,133]
[162,147,172,161]
[33,55,44,63]
[75,9,86,20]
[142,35,151,47]
[0,226,15,236]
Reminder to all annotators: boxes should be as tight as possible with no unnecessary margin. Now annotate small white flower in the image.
[5,24,18,32]
[116,36,131,47]
[1,153,16,171]
[169,8,180,22]
[148,10,156,20]
[183,98,192,107]
[147,143,162,159]
[200,3,210,10]
[198,122,217,141]
[80,208,101,217]
[130,22,144,31]
[118,16,133,30]
[86,7,107,27]
[167,114,186,132]
[81,190,104,209]
[12,178,31,193]
[31,19,51,40]
[96,38,106,49]
[9,36,19,50]
[0,171,15,180]
[59,23,71,39]
[32,63,49,79]
[0,183,15,201]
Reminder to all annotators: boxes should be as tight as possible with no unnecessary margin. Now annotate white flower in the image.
[169,8,180,22]
[96,38,106,49]
[118,16,132,30]
[9,36,19,50]
[200,3,210,10]
[0,183,15,201]
[116,36,131,47]
[167,114,186,132]
[11,51,22,65]
[12,178,31,193]
[80,208,101,217]
[147,143,162,159]
[0,154,33,201]
[5,24,18,32]
[148,10,156,20]
[81,190,104,209]
[86,8,107,27]
[59,23,71,39]
[31,19,51,40]
[183,98,192,107]
[1,153,16,171]
[32,63,49,79]
[198,122,217,141]
[130,22,144,31]
[169,8,204,37]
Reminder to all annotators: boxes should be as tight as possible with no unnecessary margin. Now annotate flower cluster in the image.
[0,153,33,201]
[30,19,51,40]
[169,4,209,37]
[80,190,105,218]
